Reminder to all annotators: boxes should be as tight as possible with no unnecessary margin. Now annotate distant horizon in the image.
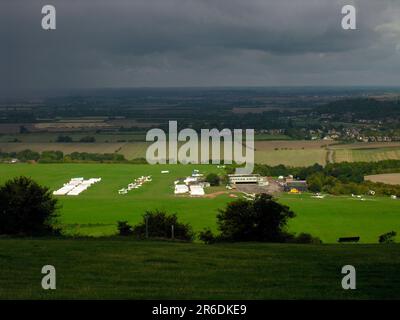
[3,85,400,100]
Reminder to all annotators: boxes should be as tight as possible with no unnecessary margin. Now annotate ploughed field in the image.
[0,163,400,243]
[0,238,399,299]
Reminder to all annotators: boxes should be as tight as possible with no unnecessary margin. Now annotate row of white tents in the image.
[118,176,152,195]
[53,177,101,196]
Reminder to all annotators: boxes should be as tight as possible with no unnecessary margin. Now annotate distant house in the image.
[284,181,308,192]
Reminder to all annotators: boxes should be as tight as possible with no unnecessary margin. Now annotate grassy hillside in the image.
[0,163,399,242]
[283,194,400,243]
[0,238,399,299]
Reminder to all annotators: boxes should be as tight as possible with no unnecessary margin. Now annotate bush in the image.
[0,177,60,236]
[379,231,397,244]
[287,232,322,244]
[216,193,295,242]
[198,228,216,244]
[117,221,133,236]
[39,150,64,163]
[205,173,220,186]
[133,210,194,241]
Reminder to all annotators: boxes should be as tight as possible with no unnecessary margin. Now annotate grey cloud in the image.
[1,0,400,94]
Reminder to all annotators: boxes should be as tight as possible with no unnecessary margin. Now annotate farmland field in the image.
[3,140,400,166]
[365,173,400,185]
[0,163,399,243]
[333,147,400,163]
[255,148,327,166]
[0,140,331,166]
[329,142,400,149]
[1,238,399,299]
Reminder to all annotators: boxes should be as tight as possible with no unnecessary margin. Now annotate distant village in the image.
[259,124,400,142]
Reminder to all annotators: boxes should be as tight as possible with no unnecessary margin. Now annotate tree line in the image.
[0,149,127,163]
[248,160,400,182]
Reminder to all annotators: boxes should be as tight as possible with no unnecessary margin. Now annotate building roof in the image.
[228,174,260,177]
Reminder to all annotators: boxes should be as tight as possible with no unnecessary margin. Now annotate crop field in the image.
[0,140,331,166]
[333,147,400,163]
[255,148,327,166]
[116,142,151,159]
[3,139,400,165]
[0,163,400,243]
[254,140,330,166]
[365,173,400,185]
[330,142,400,150]
[1,239,399,299]
[329,142,400,163]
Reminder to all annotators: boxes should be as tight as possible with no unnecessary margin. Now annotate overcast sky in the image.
[2,0,400,94]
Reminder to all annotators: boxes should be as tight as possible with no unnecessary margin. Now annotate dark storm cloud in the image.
[1,0,400,93]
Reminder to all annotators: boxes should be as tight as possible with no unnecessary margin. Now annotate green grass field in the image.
[0,163,399,243]
[0,163,229,236]
[282,194,400,243]
[0,238,399,299]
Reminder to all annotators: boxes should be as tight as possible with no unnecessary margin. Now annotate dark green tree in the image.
[133,210,194,241]
[217,193,295,242]
[205,173,220,186]
[117,221,133,236]
[16,149,40,161]
[0,177,60,236]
